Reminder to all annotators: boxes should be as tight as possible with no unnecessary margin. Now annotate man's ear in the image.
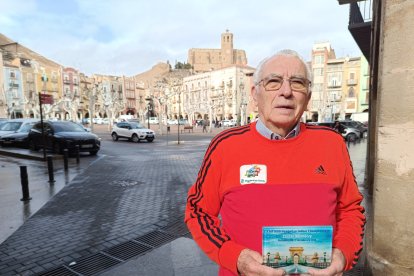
[251,85,258,107]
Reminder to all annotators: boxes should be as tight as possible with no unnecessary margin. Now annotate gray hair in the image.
[253,49,312,88]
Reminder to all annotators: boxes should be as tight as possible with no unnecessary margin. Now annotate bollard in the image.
[63,149,69,171]
[47,155,55,183]
[20,166,32,201]
[75,145,80,164]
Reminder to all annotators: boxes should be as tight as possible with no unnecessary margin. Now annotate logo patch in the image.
[240,164,267,184]
[315,165,327,175]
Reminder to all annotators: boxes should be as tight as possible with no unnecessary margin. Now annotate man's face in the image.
[251,55,311,135]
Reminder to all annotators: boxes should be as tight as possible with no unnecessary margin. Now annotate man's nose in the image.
[278,79,293,97]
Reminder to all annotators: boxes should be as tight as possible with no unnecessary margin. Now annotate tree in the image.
[174,61,193,70]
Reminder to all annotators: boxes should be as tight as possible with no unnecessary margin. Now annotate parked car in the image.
[178,119,188,125]
[111,121,155,143]
[167,119,178,125]
[307,121,361,142]
[28,121,101,155]
[339,120,368,138]
[0,118,39,138]
[102,118,110,125]
[145,117,159,125]
[222,119,237,127]
[0,118,7,129]
[0,121,37,148]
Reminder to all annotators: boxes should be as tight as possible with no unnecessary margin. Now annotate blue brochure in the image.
[262,226,333,274]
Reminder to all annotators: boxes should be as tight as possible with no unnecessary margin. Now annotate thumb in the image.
[250,249,264,263]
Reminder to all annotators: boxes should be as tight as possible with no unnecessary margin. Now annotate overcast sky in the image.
[1,0,361,76]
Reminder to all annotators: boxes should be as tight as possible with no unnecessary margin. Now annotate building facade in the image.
[180,65,255,125]
[308,42,367,122]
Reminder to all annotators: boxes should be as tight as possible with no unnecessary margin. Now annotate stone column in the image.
[367,0,414,275]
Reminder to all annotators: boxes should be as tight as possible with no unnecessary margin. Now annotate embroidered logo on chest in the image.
[240,164,267,184]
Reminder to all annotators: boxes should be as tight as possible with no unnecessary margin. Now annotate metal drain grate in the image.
[109,180,144,187]
[104,240,152,261]
[67,253,121,276]
[134,230,176,247]
[38,266,79,276]
[160,220,190,237]
[36,224,182,276]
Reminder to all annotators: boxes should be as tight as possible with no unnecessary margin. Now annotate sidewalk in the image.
[0,131,368,276]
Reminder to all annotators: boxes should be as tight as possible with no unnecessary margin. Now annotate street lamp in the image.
[177,91,181,145]
[145,97,151,129]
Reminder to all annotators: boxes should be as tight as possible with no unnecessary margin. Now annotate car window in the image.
[52,122,85,132]
[0,122,23,131]
[18,123,36,133]
[130,122,144,129]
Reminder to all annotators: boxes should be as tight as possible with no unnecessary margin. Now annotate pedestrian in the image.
[185,49,365,276]
[202,119,208,133]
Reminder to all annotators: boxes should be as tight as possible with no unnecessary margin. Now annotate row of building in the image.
[0,31,369,125]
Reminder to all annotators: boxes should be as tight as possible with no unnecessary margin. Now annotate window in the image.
[348,87,355,98]
[314,68,323,76]
[313,55,325,64]
[10,71,16,78]
[349,72,355,80]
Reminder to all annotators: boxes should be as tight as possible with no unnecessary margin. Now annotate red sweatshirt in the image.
[185,122,365,275]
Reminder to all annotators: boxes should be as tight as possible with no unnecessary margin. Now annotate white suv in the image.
[111,122,155,143]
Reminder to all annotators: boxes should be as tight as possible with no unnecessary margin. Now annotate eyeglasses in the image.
[255,74,311,93]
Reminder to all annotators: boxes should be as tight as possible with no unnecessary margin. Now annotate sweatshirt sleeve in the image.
[332,142,366,271]
[184,138,245,274]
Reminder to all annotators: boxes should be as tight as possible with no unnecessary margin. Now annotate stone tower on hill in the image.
[187,30,247,73]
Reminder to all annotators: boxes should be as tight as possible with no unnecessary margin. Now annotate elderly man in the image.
[185,49,365,276]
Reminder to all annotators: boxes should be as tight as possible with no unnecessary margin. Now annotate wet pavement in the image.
[0,126,368,276]
[0,150,98,244]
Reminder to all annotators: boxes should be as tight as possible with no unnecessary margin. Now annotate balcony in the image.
[347,79,358,86]
[347,0,372,62]
[327,82,341,88]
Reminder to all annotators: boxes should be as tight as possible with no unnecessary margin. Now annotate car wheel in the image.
[53,143,61,154]
[89,150,98,156]
[147,138,154,143]
[347,133,357,142]
[131,134,139,143]
[112,132,118,141]
[29,140,37,151]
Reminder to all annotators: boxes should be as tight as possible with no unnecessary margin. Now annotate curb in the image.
[0,148,62,161]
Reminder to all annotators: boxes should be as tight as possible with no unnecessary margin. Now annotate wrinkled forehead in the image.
[261,55,307,78]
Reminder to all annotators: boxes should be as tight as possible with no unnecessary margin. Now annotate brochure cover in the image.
[262,226,333,275]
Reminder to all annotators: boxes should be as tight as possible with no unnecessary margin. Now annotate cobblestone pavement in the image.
[0,133,212,275]
[0,127,368,276]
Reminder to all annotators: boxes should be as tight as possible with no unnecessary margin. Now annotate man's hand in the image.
[237,248,286,276]
[307,248,346,276]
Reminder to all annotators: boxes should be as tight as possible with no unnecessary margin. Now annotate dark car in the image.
[0,121,37,148]
[28,121,101,155]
